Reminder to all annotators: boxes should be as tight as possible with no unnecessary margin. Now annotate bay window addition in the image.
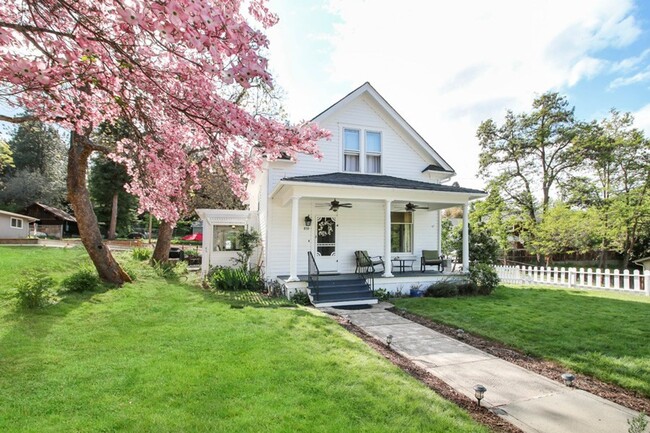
[365,131,382,174]
[391,212,413,253]
[212,225,244,252]
[343,129,360,172]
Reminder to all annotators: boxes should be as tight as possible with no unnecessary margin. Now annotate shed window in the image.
[10,217,23,229]
[213,225,244,251]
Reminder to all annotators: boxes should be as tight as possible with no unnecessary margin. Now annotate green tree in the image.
[0,139,13,174]
[477,93,580,255]
[89,155,138,239]
[469,186,517,264]
[451,224,500,265]
[570,110,650,267]
[1,120,67,208]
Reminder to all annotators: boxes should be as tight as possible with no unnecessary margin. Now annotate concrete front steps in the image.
[308,274,378,308]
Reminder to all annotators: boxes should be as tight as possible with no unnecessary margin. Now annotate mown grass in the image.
[394,285,650,397]
[0,247,486,432]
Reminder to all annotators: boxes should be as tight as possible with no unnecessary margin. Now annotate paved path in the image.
[325,303,639,433]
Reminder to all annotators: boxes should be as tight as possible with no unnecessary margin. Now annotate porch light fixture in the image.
[304,215,312,227]
[386,334,393,347]
[473,384,487,406]
[561,373,575,387]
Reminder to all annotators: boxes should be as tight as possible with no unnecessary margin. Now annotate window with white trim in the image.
[365,131,381,174]
[391,212,413,253]
[343,129,360,172]
[10,217,23,229]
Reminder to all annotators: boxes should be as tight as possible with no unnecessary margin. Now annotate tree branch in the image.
[0,114,36,124]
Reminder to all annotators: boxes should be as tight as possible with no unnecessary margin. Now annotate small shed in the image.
[22,202,79,239]
[634,257,650,272]
[0,209,38,239]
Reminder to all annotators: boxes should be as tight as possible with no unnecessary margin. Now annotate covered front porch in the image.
[269,173,485,285]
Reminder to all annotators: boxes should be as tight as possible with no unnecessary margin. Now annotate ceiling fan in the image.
[316,199,352,212]
[405,202,429,212]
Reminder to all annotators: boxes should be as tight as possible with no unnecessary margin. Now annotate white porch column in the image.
[383,199,394,277]
[287,196,300,282]
[437,210,442,252]
[462,202,469,272]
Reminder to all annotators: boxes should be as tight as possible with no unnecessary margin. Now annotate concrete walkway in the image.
[326,303,639,433]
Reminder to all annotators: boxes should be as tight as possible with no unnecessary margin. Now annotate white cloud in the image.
[267,0,640,188]
[610,48,650,72]
[609,69,650,89]
[633,103,650,135]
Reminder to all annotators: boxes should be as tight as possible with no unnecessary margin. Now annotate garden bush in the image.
[290,291,311,306]
[153,260,188,279]
[15,274,56,308]
[132,247,152,261]
[207,266,264,292]
[61,268,101,292]
[469,263,500,295]
[424,280,459,298]
[374,288,390,302]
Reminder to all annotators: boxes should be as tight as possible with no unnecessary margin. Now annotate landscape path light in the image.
[473,384,487,407]
[561,373,575,387]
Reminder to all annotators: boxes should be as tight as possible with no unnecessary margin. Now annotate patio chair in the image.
[421,250,444,272]
[354,250,384,274]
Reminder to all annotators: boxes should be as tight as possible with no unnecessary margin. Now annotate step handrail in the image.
[307,251,320,301]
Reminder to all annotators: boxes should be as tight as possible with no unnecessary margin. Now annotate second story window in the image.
[365,131,381,174]
[343,129,360,172]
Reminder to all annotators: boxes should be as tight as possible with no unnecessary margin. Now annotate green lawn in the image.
[394,286,650,397]
[0,247,486,433]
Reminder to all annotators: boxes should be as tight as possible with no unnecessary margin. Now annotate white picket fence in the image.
[494,265,650,296]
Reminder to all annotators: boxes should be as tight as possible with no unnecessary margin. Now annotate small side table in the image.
[391,257,416,273]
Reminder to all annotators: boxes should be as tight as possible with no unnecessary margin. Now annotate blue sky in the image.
[266,0,650,188]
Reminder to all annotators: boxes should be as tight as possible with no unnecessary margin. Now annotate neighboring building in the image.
[0,209,38,239]
[22,202,79,239]
[198,83,486,304]
[634,257,650,272]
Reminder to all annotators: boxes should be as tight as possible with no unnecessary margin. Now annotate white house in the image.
[0,209,38,239]
[197,83,485,305]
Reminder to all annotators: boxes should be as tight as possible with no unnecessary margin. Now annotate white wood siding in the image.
[267,94,441,193]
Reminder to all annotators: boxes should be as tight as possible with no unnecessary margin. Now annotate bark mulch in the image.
[332,315,524,433]
[388,307,650,415]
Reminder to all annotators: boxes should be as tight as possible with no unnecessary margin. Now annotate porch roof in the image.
[280,172,485,196]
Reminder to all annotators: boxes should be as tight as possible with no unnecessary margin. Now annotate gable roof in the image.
[27,202,77,222]
[0,209,39,222]
[282,172,485,196]
[312,82,455,174]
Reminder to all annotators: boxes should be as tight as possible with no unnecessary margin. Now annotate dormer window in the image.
[365,131,381,174]
[343,127,382,174]
[343,128,360,172]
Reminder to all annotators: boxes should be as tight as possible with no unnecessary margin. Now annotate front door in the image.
[314,216,338,273]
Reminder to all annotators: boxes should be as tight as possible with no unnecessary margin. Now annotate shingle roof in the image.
[33,202,77,222]
[282,172,486,195]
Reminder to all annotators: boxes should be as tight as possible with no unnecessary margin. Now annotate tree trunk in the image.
[67,132,131,285]
[108,192,118,240]
[152,220,174,263]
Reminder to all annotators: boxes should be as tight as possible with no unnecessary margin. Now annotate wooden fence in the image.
[494,265,650,296]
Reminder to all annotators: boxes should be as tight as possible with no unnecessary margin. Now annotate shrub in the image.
[61,268,101,293]
[424,280,459,298]
[207,266,264,292]
[290,291,311,306]
[132,247,152,261]
[374,288,390,302]
[469,263,500,295]
[15,274,56,308]
[153,260,188,279]
[457,281,479,296]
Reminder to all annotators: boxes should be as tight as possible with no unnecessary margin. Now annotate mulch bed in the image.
[388,307,650,415]
[332,315,524,433]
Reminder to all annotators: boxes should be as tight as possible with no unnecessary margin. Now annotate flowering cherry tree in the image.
[0,0,328,283]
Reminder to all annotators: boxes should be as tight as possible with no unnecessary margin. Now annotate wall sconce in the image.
[473,384,487,406]
[304,215,312,227]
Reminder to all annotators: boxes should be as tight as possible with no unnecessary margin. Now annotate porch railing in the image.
[307,251,320,300]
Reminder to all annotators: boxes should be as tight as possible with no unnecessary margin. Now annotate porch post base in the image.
[382,272,394,278]
[286,276,300,282]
